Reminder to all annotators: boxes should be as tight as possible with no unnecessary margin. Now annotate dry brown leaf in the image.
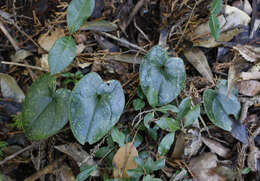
[38,28,65,51]
[236,80,260,96]
[248,142,260,172]
[76,43,86,55]
[201,136,230,158]
[113,142,138,179]
[183,47,214,83]
[10,49,33,63]
[233,44,260,62]
[188,153,224,181]
[227,63,237,97]
[0,73,25,103]
[39,54,49,70]
[57,164,75,181]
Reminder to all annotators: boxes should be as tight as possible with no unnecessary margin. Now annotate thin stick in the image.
[0,20,19,51]
[175,1,197,49]
[0,142,40,165]
[99,32,146,53]
[1,61,49,72]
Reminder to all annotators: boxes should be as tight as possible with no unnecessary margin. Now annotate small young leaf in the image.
[156,117,179,132]
[158,133,175,156]
[184,104,200,127]
[210,0,222,14]
[176,97,191,121]
[209,15,220,40]
[157,104,179,114]
[70,72,125,144]
[22,74,70,140]
[143,157,165,173]
[137,86,145,99]
[48,36,76,74]
[209,0,222,40]
[111,127,125,147]
[140,45,185,107]
[144,112,154,129]
[76,165,97,181]
[241,167,251,174]
[133,98,145,110]
[67,0,95,33]
[203,80,240,131]
[143,175,162,181]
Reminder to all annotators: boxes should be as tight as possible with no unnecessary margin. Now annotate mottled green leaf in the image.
[140,46,185,107]
[176,97,191,121]
[67,0,95,33]
[158,132,175,156]
[48,36,76,74]
[76,165,97,181]
[133,98,145,110]
[111,127,125,147]
[203,80,240,131]
[156,117,179,132]
[22,74,70,140]
[157,104,179,114]
[143,175,162,181]
[70,72,125,144]
[184,104,200,127]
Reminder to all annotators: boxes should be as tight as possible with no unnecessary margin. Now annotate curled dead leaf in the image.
[38,28,65,51]
[113,142,138,179]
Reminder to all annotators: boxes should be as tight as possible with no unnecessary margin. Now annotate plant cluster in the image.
[20,0,241,180]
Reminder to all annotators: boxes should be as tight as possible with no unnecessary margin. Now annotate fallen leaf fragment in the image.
[113,142,138,178]
[248,142,260,172]
[183,47,214,83]
[240,72,260,80]
[80,20,118,32]
[233,44,260,62]
[38,28,65,51]
[0,73,25,103]
[76,43,86,55]
[10,49,33,63]
[236,80,260,96]
[39,54,49,70]
[192,5,250,48]
[201,136,230,158]
[188,153,223,181]
[57,164,75,181]
[55,144,99,176]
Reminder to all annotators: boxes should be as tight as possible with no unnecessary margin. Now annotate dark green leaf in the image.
[203,80,240,131]
[95,146,112,158]
[176,97,191,121]
[158,133,175,156]
[157,104,179,114]
[143,157,165,173]
[210,0,222,14]
[133,133,143,148]
[184,104,200,127]
[209,15,220,40]
[126,168,143,179]
[156,117,179,132]
[111,127,125,147]
[143,175,162,181]
[67,0,95,33]
[133,98,145,110]
[241,167,251,175]
[70,72,125,144]
[144,112,154,129]
[76,165,97,181]
[48,36,76,74]
[140,46,185,107]
[137,86,145,99]
[80,20,118,32]
[22,74,70,140]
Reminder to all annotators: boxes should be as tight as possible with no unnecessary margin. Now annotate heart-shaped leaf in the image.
[140,45,185,107]
[67,0,95,33]
[203,79,241,131]
[48,36,76,74]
[22,74,70,140]
[69,72,125,144]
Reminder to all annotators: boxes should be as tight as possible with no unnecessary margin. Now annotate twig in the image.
[239,95,260,122]
[120,0,146,33]
[0,142,40,165]
[133,17,151,43]
[0,20,19,51]
[174,1,197,49]
[99,32,146,53]
[1,61,49,72]
[24,155,66,181]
